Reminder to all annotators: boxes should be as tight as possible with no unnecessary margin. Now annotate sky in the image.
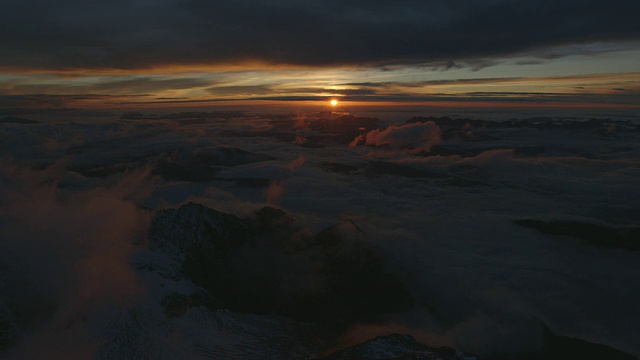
[1,0,640,114]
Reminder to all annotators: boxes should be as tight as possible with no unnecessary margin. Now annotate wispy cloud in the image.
[0,94,148,109]
[206,85,276,96]
[5,77,211,95]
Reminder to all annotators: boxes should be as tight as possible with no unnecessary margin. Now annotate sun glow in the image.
[330,99,338,107]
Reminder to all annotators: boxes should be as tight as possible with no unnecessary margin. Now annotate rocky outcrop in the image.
[485,324,638,360]
[515,219,640,251]
[0,301,18,351]
[152,147,274,182]
[300,220,413,323]
[161,288,221,318]
[536,325,637,360]
[322,334,477,360]
[148,202,251,259]
[147,203,412,324]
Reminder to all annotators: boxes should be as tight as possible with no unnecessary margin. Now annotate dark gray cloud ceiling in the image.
[1,0,639,70]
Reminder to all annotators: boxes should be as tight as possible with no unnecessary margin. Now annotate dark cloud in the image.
[342,82,396,88]
[206,85,275,96]
[82,77,210,92]
[419,77,524,86]
[515,60,546,66]
[250,95,327,102]
[8,77,210,95]
[460,91,640,104]
[1,0,639,70]
[345,77,524,88]
[0,94,147,109]
[206,85,378,97]
[331,88,379,96]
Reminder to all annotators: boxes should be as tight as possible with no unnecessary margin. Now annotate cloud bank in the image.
[0,0,639,70]
[351,121,442,154]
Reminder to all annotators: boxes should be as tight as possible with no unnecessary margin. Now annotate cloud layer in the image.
[1,110,640,357]
[1,0,639,70]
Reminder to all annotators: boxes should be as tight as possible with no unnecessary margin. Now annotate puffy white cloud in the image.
[353,121,442,154]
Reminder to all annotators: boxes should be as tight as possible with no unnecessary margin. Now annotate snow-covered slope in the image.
[96,202,475,359]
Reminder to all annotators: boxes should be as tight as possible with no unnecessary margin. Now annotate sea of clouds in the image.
[1,110,639,358]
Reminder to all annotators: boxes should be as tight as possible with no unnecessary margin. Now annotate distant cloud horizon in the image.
[1,0,639,112]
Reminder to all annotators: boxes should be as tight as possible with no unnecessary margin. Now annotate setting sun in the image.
[330,99,338,107]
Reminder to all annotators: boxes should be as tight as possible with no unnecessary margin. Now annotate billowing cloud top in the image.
[2,0,639,70]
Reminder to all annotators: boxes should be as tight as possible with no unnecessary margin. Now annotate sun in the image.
[330,99,338,107]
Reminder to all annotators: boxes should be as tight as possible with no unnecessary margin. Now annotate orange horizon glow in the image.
[68,98,640,112]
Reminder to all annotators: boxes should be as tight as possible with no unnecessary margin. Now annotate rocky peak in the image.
[146,203,412,324]
[148,202,250,259]
[323,333,477,360]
